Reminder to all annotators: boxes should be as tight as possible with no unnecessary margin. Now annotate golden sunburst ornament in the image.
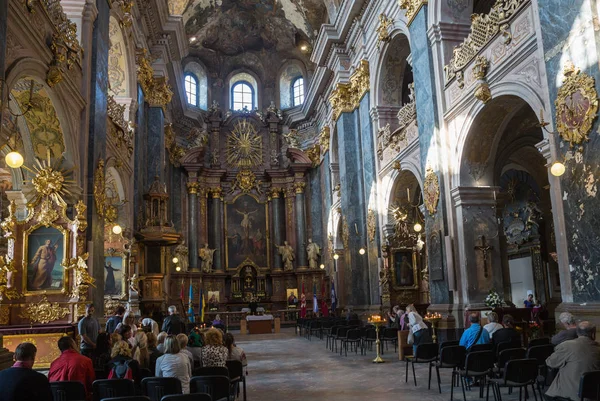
[226,120,262,168]
[23,150,77,205]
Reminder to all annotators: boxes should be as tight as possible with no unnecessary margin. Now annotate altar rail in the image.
[197,310,299,330]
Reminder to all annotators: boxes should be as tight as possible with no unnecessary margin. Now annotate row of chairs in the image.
[50,360,245,401]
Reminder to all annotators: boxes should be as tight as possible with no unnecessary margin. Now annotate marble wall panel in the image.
[147,108,165,183]
[134,85,146,232]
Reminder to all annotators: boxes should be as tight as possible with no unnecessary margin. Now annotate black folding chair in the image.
[93,379,135,401]
[341,328,361,356]
[193,367,229,377]
[579,370,600,401]
[50,381,86,401]
[470,343,494,353]
[527,344,555,393]
[326,326,340,350]
[496,341,515,357]
[226,359,246,401]
[190,376,230,401]
[333,327,349,353]
[380,328,398,355]
[362,328,377,354]
[141,377,182,401]
[494,348,526,377]
[451,351,495,401]
[435,345,466,393]
[486,359,539,401]
[161,395,212,401]
[528,338,550,348]
[439,340,460,354]
[405,342,438,388]
[101,397,150,401]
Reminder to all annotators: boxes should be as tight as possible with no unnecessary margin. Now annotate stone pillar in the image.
[187,181,199,271]
[294,182,307,268]
[86,0,110,317]
[210,188,223,271]
[451,186,502,306]
[270,188,284,270]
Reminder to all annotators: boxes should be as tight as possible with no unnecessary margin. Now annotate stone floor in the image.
[234,328,525,401]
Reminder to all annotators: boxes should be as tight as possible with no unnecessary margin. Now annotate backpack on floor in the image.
[108,359,133,380]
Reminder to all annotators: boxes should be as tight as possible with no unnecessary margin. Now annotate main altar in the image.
[136,104,332,321]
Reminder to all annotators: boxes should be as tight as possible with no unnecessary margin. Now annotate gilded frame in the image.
[390,248,419,290]
[22,223,69,296]
[104,253,127,299]
[224,193,270,270]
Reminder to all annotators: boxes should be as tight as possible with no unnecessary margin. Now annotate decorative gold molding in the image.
[136,50,173,110]
[294,182,306,194]
[398,0,428,27]
[226,120,263,168]
[555,62,599,147]
[341,215,349,250]
[187,181,199,194]
[231,170,262,194]
[268,187,282,199]
[424,166,440,216]
[165,123,186,166]
[318,126,330,154]
[473,56,492,104]
[306,143,321,167]
[367,209,376,243]
[329,60,370,121]
[211,187,223,199]
[74,200,87,232]
[444,0,527,83]
[66,253,95,301]
[376,13,393,49]
[93,159,117,223]
[107,95,128,132]
[0,255,19,301]
[19,295,70,325]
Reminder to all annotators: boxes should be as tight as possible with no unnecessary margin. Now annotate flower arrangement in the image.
[485,289,503,309]
[528,322,541,339]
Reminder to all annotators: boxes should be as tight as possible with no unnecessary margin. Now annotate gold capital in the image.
[294,182,306,194]
[187,182,200,194]
[211,187,223,198]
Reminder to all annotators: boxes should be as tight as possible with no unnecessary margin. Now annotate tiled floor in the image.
[234,328,524,401]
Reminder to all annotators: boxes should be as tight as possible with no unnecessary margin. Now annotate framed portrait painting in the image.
[24,225,68,294]
[390,248,418,289]
[104,254,125,298]
[286,288,298,308]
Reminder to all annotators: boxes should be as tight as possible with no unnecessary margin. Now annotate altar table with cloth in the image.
[246,315,274,334]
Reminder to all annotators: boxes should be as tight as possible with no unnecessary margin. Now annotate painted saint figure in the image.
[104,260,120,295]
[277,241,294,271]
[30,239,59,290]
[306,239,321,270]
[199,243,216,273]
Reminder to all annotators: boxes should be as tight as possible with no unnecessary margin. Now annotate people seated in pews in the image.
[212,314,225,330]
[107,340,141,382]
[93,332,113,370]
[545,321,600,401]
[116,311,138,339]
[105,306,125,334]
[201,327,229,368]
[483,312,504,339]
[177,333,195,368]
[117,324,134,347]
[225,333,248,374]
[0,342,53,401]
[155,335,192,394]
[156,331,168,353]
[187,327,203,367]
[147,332,162,373]
[552,312,578,346]
[48,337,95,399]
[460,313,490,350]
[492,314,521,349]
[407,304,432,355]
[162,305,186,335]
[78,304,100,359]
[133,331,150,370]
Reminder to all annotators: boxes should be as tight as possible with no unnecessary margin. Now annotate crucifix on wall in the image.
[474,236,493,278]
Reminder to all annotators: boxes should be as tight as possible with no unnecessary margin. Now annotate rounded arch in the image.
[381,165,423,228]
[226,70,261,111]
[374,32,413,108]
[108,16,130,98]
[454,83,550,188]
[183,60,209,110]
[277,60,308,110]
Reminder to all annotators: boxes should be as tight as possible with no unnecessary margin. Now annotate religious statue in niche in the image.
[501,172,543,246]
[199,244,216,273]
[277,241,295,271]
[306,239,321,269]
[128,274,139,302]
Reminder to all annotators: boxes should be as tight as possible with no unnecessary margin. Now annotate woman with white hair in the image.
[551,312,578,345]
[483,312,503,338]
[141,317,159,337]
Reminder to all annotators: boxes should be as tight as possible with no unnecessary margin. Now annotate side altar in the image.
[135,105,334,319]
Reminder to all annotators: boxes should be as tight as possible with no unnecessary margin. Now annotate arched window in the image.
[231,81,254,111]
[184,74,198,106]
[292,77,305,106]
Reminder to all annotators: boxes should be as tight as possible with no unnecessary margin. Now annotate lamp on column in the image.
[0,78,34,169]
[112,224,122,235]
[537,109,566,178]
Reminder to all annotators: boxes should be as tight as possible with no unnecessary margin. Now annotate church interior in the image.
[0,0,599,399]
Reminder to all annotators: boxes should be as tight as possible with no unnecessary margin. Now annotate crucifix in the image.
[474,236,493,278]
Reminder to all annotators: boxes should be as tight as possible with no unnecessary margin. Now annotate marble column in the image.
[147,107,165,182]
[270,188,284,270]
[86,0,110,316]
[187,181,199,271]
[294,182,307,268]
[451,186,502,306]
[210,188,223,271]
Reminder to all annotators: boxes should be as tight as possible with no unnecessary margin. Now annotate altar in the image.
[246,314,274,334]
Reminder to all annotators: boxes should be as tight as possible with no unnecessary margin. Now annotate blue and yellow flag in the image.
[188,284,194,323]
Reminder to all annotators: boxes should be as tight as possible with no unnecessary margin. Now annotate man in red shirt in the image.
[48,336,95,399]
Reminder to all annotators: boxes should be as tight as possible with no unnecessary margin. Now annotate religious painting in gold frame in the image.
[23,224,69,295]
[104,253,126,299]
[390,248,418,290]
[224,193,270,270]
[286,288,299,308]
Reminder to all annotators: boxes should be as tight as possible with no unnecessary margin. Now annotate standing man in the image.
[0,342,53,401]
[546,321,600,401]
[106,306,125,334]
[78,304,100,358]
[48,337,95,397]
[161,305,185,335]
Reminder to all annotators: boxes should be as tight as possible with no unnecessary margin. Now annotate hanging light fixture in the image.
[550,161,566,177]
[1,79,34,169]
[319,264,325,269]
[172,256,179,264]
[112,224,122,235]
[413,222,422,233]
[333,253,339,260]
[175,266,181,272]
[359,248,366,255]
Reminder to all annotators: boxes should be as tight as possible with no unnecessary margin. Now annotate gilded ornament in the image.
[230,170,262,194]
[136,50,173,110]
[107,95,128,132]
[473,56,492,103]
[36,198,60,226]
[0,305,9,324]
[74,200,87,232]
[444,0,527,82]
[329,60,370,121]
[398,0,428,27]
[19,295,70,324]
[424,166,440,216]
[306,143,321,167]
[294,182,306,194]
[397,83,417,129]
[211,187,223,199]
[226,120,263,168]
[165,124,186,166]
[376,14,393,49]
[283,130,300,148]
[474,83,492,104]
[0,255,19,301]
[367,209,376,243]
[67,253,95,300]
[0,201,18,237]
[187,181,199,194]
[269,187,282,199]
[555,62,599,147]
[25,151,78,207]
[94,159,118,223]
[318,126,330,154]
[341,215,349,250]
